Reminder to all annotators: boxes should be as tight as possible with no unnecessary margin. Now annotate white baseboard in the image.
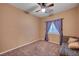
[0,40,39,55]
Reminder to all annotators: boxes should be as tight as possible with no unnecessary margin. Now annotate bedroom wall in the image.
[40,6,79,44]
[77,7,79,36]
[76,6,79,36]
[0,4,41,52]
[48,34,60,44]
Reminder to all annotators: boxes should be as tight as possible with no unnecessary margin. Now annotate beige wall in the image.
[40,6,79,44]
[77,6,79,36]
[0,4,41,52]
[48,34,60,44]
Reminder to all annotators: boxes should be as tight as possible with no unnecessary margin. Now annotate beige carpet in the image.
[0,40,60,56]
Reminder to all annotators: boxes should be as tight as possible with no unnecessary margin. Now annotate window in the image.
[48,22,59,35]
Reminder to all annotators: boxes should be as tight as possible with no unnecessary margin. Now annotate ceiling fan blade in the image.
[47,3,54,7]
[42,3,46,7]
[37,3,42,7]
[35,10,40,12]
[38,3,41,5]
[37,3,46,8]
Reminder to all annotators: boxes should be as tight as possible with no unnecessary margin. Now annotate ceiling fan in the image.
[35,3,54,13]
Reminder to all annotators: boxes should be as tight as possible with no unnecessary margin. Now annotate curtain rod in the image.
[45,18,64,22]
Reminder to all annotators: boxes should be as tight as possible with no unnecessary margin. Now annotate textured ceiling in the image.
[10,3,78,17]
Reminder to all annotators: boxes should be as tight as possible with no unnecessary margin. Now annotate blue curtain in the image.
[45,19,63,45]
[53,19,62,34]
[45,21,52,41]
[53,19,63,45]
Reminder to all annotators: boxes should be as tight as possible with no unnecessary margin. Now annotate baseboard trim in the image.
[48,41,60,45]
[0,40,39,55]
